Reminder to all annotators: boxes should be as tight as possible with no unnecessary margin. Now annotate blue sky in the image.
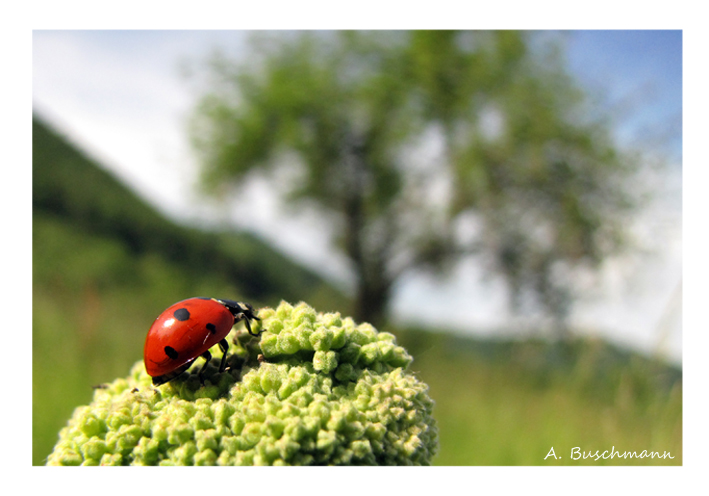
[32,30,682,363]
[566,30,682,161]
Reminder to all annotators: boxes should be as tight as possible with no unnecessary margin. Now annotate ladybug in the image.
[144,297,261,386]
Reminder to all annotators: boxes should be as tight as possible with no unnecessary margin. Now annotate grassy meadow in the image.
[397,330,681,465]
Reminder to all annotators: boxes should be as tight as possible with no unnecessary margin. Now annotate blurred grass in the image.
[32,114,681,466]
[396,329,681,465]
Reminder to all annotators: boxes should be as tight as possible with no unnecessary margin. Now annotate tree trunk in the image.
[342,135,392,328]
[354,274,391,328]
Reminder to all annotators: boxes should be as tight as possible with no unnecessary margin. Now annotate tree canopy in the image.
[189,31,639,331]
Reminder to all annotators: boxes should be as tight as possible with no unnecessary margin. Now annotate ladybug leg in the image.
[218,338,229,373]
[239,314,263,337]
[197,350,212,386]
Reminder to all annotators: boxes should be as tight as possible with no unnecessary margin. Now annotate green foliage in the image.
[47,302,438,466]
[189,31,641,328]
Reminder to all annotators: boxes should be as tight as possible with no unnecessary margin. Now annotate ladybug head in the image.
[215,298,262,336]
[237,301,259,321]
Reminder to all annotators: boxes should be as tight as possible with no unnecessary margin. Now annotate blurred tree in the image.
[189,31,638,332]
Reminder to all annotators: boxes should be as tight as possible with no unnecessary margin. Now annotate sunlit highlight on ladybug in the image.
[144,297,261,386]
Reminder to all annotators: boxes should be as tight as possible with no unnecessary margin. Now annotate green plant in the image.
[46,301,438,465]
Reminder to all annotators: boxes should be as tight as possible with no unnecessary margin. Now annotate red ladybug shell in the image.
[144,297,235,378]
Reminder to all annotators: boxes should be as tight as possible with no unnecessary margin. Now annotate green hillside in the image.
[32,116,348,308]
[33,115,681,466]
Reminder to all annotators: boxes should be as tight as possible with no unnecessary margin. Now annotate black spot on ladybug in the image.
[164,346,179,359]
[173,308,190,321]
[206,323,217,334]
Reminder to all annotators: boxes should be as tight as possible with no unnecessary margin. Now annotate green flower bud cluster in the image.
[47,301,438,466]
